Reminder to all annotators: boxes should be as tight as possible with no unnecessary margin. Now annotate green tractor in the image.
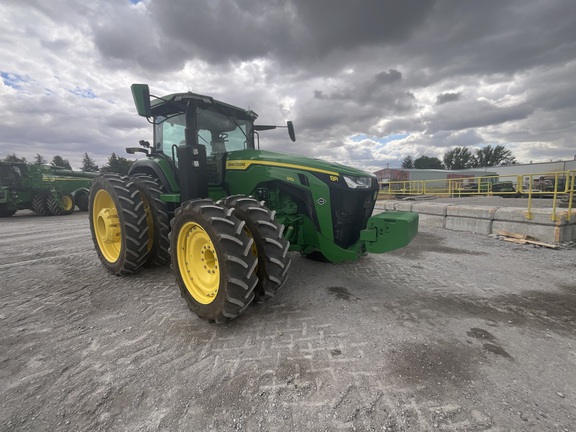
[0,161,97,217]
[88,84,418,323]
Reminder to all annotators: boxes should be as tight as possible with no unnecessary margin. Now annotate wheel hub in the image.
[97,208,120,244]
[62,195,73,211]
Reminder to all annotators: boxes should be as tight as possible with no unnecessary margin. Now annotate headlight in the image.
[343,175,372,189]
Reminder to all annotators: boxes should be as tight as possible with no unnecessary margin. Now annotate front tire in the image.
[89,174,149,275]
[221,195,291,301]
[170,199,258,323]
[31,193,50,216]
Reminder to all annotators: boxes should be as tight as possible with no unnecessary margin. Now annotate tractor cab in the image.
[154,99,257,191]
[0,162,26,188]
[152,96,257,158]
[129,84,294,201]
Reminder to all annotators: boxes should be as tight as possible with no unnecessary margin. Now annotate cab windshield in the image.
[0,164,22,186]
[155,107,253,159]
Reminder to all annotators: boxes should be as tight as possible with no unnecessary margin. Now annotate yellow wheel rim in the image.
[177,221,220,304]
[142,195,154,253]
[62,195,74,211]
[245,227,258,258]
[93,189,121,263]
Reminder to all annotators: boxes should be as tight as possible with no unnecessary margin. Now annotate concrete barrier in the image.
[376,200,576,243]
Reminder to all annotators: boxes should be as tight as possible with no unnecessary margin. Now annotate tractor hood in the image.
[226,149,376,179]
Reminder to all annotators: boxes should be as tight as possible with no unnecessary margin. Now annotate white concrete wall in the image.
[379,201,576,243]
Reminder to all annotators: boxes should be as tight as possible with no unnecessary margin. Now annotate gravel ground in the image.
[1,210,575,431]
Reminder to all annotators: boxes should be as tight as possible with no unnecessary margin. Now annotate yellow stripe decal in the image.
[42,178,90,181]
[226,160,339,176]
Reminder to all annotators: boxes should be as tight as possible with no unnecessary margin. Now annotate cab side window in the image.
[161,121,185,158]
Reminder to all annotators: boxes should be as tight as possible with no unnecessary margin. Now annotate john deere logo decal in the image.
[316,198,327,205]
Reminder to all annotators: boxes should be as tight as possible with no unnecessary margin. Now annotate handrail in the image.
[378,170,575,221]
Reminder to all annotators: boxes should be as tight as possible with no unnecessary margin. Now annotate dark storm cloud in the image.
[92,0,437,71]
[400,0,576,82]
[89,0,576,80]
[436,92,461,105]
[298,70,416,137]
[382,118,425,135]
[427,100,534,133]
[92,5,190,73]
[313,70,407,104]
[148,0,294,63]
[289,0,437,57]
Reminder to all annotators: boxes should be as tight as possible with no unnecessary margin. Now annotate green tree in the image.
[81,152,99,172]
[414,155,444,169]
[100,152,135,175]
[33,153,47,165]
[51,155,72,170]
[443,147,478,170]
[3,153,27,163]
[401,155,414,169]
[475,145,517,167]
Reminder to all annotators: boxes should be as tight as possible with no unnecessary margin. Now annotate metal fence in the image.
[379,170,575,221]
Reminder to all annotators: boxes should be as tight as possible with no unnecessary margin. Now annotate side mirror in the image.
[131,83,152,117]
[287,121,296,142]
[126,147,149,155]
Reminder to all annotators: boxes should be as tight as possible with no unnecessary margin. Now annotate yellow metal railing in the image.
[378,170,575,222]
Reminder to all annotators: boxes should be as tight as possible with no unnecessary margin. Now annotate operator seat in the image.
[211,138,227,155]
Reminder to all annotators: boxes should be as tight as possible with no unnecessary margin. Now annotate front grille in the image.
[330,187,376,248]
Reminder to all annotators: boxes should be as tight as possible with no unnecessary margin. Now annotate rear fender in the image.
[359,211,419,253]
[129,158,178,192]
[72,187,89,197]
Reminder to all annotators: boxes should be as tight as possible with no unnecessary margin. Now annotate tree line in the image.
[401,145,517,170]
[2,152,136,175]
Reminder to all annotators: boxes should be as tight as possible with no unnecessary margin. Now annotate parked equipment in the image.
[0,161,97,217]
[88,84,418,322]
[459,177,518,197]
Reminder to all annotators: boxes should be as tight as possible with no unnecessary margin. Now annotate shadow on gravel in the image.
[326,286,360,301]
[397,286,576,335]
[388,340,477,384]
[388,232,489,260]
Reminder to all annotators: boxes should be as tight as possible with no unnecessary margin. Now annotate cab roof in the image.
[150,92,259,121]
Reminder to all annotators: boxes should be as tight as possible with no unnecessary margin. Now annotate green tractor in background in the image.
[0,161,97,217]
[88,84,418,323]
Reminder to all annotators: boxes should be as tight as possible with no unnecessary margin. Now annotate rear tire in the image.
[221,195,291,301]
[76,191,89,211]
[31,193,50,216]
[130,174,171,268]
[170,199,258,323]
[89,174,150,275]
[47,192,75,215]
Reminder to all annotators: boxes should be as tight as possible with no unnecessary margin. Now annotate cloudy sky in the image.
[1,0,575,172]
